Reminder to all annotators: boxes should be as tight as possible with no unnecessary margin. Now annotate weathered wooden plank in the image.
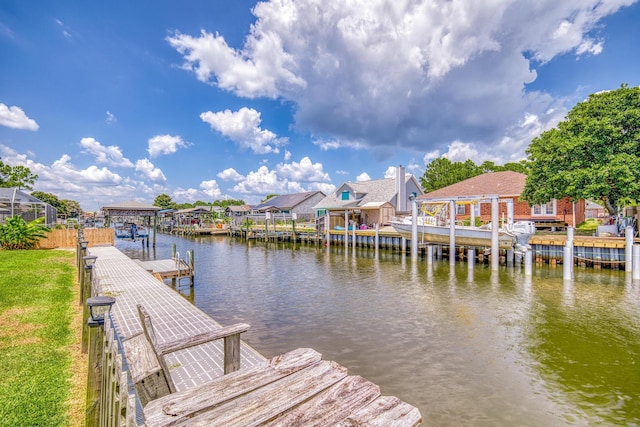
[122,333,170,405]
[122,334,163,383]
[337,395,422,427]
[175,360,348,427]
[157,322,250,355]
[261,375,381,426]
[144,348,322,427]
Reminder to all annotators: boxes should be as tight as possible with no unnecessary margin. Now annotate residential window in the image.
[341,191,349,201]
[456,204,466,215]
[532,200,556,216]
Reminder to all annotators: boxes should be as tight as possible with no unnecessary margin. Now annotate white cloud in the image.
[135,158,166,182]
[356,172,371,182]
[80,137,134,167]
[106,111,117,124]
[147,134,189,158]
[200,107,287,154]
[200,179,222,199]
[384,166,397,179]
[172,187,199,202]
[284,150,292,161]
[217,168,244,181]
[0,144,175,210]
[275,156,330,182]
[171,0,633,163]
[0,103,39,131]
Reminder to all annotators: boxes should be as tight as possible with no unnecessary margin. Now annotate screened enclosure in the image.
[0,188,57,225]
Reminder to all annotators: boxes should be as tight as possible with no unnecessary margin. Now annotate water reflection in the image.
[116,235,640,426]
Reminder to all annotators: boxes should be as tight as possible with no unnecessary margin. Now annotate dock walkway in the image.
[88,246,421,425]
[89,246,265,391]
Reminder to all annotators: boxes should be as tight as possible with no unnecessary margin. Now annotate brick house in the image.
[418,171,585,228]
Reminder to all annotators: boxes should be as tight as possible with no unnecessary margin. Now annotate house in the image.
[313,166,424,227]
[225,204,251,218]
[418,171,585,228]
[252,191,326,221]
[585,200,606,219]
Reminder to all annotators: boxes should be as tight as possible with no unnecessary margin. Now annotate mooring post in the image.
[525,249,533,276]
[633,244,640,281]
[625,226,634,272]
[468,248,475,270]
[449,199,456,266]
[427,245,434,263]
[411,197,418,262]
[171,243,176,259]
[491,197,499,271]
[189,249,195,286]
[563,245,573,280]
[375,223,379,252]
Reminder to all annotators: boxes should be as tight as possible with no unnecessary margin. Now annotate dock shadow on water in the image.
[117,235,640,426]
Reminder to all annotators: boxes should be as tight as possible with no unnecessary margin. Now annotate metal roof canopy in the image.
[101,200,160,247]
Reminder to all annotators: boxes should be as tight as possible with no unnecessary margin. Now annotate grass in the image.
[0,249,85,427]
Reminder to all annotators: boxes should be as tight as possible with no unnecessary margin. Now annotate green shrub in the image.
[0,216,50,250]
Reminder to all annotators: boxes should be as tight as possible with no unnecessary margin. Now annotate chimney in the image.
[396,165,407,213]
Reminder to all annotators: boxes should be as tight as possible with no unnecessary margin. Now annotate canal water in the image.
[118,234,640,426]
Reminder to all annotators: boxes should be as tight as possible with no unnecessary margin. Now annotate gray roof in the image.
[101,200,161,213]
[314,177,414,210]
[253,191,324,211]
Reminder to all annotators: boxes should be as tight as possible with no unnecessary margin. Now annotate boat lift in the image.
[409,194,520,271]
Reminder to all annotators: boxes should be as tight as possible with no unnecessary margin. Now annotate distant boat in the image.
[390,215,535,252]
[114,223,149,240]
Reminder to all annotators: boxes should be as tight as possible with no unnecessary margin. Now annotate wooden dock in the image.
[86,246,421,425]
[134,258,193,280]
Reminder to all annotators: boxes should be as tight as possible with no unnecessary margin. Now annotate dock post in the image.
[449,200,456,266]
[633,244,640,281]
[626,226,634,272]
[375,223,379,252]
[352,224,356,250]
[563,245,573,280]
[491,197,499,271]
[525,249,533,276]
[427,245,434,263]
[468,248,475,268]
[411,197,418,262]
[189,249,195,286]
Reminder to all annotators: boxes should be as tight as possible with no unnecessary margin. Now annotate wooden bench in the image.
[126,306,422,426]
[122,305,250,405]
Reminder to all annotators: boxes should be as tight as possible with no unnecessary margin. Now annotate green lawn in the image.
[0,249,78,427]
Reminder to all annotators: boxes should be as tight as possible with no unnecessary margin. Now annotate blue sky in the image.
[1,0,639,211]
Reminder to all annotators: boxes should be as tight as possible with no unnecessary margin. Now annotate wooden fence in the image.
[36,228,114,249]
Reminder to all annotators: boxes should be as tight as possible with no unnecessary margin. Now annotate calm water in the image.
[118,234,640,426]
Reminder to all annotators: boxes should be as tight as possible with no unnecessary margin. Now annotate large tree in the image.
[154,193,177,210]
[30,191,82,218]
[0,158,38,190]
[522,84,640,215]
[420,158,483,193]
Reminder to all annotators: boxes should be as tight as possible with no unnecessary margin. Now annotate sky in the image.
[1,0,640,211]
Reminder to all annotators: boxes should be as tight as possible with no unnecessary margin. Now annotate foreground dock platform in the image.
[86,246,421,426]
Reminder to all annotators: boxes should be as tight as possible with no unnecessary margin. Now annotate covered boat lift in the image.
[101,200,161,247]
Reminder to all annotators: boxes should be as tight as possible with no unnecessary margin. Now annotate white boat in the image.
[114,223,149,240]
[390,215,535,252]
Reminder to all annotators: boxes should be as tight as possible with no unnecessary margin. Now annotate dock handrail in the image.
[123,304,250,405]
